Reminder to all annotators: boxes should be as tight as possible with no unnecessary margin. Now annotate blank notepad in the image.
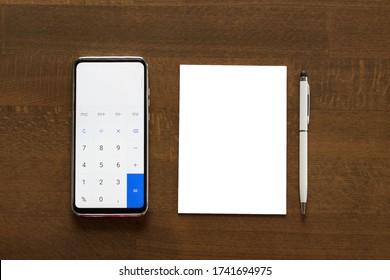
[178,65,287,215]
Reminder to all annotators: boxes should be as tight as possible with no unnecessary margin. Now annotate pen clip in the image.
[307,85,310,125]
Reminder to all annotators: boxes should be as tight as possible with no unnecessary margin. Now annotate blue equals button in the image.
[127,174,144,208]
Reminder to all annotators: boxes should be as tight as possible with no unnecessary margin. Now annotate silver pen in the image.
[299,71,310,215]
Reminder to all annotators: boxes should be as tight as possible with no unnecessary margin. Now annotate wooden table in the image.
[0,1,389,260]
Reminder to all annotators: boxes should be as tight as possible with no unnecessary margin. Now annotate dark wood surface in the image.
[0,0,389,260]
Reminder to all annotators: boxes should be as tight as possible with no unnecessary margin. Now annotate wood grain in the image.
[0,1,389,260]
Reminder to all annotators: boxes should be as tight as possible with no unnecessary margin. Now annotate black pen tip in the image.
[300,71,308,77]
[301,202,307,215]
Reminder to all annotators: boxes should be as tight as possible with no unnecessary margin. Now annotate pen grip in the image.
[299,132,308,203]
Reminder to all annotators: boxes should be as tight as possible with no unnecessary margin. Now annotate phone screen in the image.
[72,57,148,216]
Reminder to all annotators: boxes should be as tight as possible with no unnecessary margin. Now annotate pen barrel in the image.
[299,132,308,203]
[299,80,309,130]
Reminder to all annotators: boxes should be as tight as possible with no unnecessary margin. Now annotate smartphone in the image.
[72,57,149,217]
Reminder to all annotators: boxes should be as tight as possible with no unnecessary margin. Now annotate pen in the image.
[299,71,310,215]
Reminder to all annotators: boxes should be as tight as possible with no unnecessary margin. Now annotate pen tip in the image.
[300,71,308,77]
[301,202,306,215]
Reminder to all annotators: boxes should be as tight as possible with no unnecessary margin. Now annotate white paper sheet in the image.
[178,65,287,214]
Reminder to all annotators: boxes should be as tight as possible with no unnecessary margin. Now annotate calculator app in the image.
[75,61,146,209]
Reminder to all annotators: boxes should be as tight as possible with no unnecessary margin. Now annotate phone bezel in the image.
[71,56,149,217]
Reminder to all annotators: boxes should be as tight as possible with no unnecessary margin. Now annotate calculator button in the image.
[127,174,144,208]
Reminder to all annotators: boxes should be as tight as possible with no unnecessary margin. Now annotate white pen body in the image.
[299,132,308,203]
[299,78,309,131]
[299,76,310,207]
